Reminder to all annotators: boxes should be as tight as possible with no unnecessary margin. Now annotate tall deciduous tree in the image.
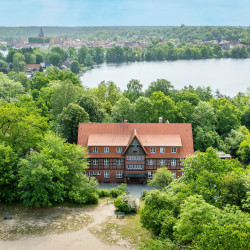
[145,79,173,97]
[70,61,80,74]
[13,52,25,72]
[0,72,25,102]
[111,97,135,122]
[56,103,89,144]
[78,94,105,122]
[134,96,154,123]
[0,101,48,156]
[150,91,177,123]
[0,143,18,202]
[148,167,174,189]
[51,81,81,118]
[18,132,97,207]
[123,79,143,103]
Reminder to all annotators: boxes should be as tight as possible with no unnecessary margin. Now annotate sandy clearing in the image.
[0,201,132,250]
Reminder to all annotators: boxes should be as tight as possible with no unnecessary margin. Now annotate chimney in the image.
[159,117,163,123]
[166,120,169,123]
[124,120,128,123]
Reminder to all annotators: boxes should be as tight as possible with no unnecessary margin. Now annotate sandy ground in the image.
[0,201,132,250]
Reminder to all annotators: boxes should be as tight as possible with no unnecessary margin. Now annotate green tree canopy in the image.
[56,103,89,144]
[150,91,177,123]
[111,97,135,122]
[145,79,173,97]
[0,72,25,102]
[148,167,174,189]
[123,79,143,103]
[18,132,97,207]
[0,143,18,202]
[0,101,48,156]
[70,60,80,74]
[134,96,154,123]
[78,93,106,122]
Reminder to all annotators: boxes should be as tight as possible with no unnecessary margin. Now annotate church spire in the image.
[38,27,44,38]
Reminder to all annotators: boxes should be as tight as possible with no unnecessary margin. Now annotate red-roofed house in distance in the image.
[25,64,41,72]
[77,118,194,183]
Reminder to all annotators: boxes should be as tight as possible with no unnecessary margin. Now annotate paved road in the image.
[98,183,155,199]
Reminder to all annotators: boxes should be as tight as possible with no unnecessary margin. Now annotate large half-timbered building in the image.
[77,119,194,183]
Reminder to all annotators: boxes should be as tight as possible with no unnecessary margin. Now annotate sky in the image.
[0,0,250,26]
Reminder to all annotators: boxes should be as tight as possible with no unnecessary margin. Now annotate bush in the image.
[97,189,111,197]
[110,183,128,198]
[68,177,98,205]
[141,190,149,200]
[138,238,177,250]
[194,223,250,249]
[110,188,120,198]
[114,194,137,213]
[141,190,181,236]
[117,183,128,193]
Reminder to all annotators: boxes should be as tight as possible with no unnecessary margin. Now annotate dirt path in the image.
[0,201,132,250]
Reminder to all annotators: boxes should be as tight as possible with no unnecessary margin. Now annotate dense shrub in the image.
[141,190,181,236]
[114,194,137,213]
[138,238,177,250]
[174,195,218,244]
[194,223,250,249]
[97,189,111,197]
[110,183,128,198]
[140,190,149,200]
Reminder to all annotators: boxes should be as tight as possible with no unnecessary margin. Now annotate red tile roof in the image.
[140,134,182,146]
[88,134,130,146]
[25,64,41,71]
[78,123,194,158]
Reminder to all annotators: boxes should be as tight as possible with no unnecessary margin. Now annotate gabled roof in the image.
[78,123,194,158]
[123,128,147,154]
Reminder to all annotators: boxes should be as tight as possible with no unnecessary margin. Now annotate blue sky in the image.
[1,0,250,26]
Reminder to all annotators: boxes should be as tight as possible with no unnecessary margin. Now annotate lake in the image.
[80,59,250,96]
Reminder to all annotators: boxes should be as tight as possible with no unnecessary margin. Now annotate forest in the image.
[0,26,250,43]
[0,61,249,248]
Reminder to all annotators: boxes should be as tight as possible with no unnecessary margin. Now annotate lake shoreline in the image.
[80,58,250,96]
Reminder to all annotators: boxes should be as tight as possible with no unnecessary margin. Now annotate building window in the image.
[160,147,165,153]
[133,145,137,152]
[93,159,98,166]
[104,159,109,166]
[104,147,109,153]
[171,159,177,166]
[151,147,156,153]
[116,171,122,178]
[104,171,109,178]
[159,159,165,166]
[97,171,101,176]
[84,171,88,176]
[89,171,92,177]
[117,147,122,153]
[148,159,154,166]
[171,147,177,153]
[93,171,96,176]
[172,171,176,178]
[127,164,143,170]
[116,159,122,166]
[93,147,98,153]
[148,171,154,178]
